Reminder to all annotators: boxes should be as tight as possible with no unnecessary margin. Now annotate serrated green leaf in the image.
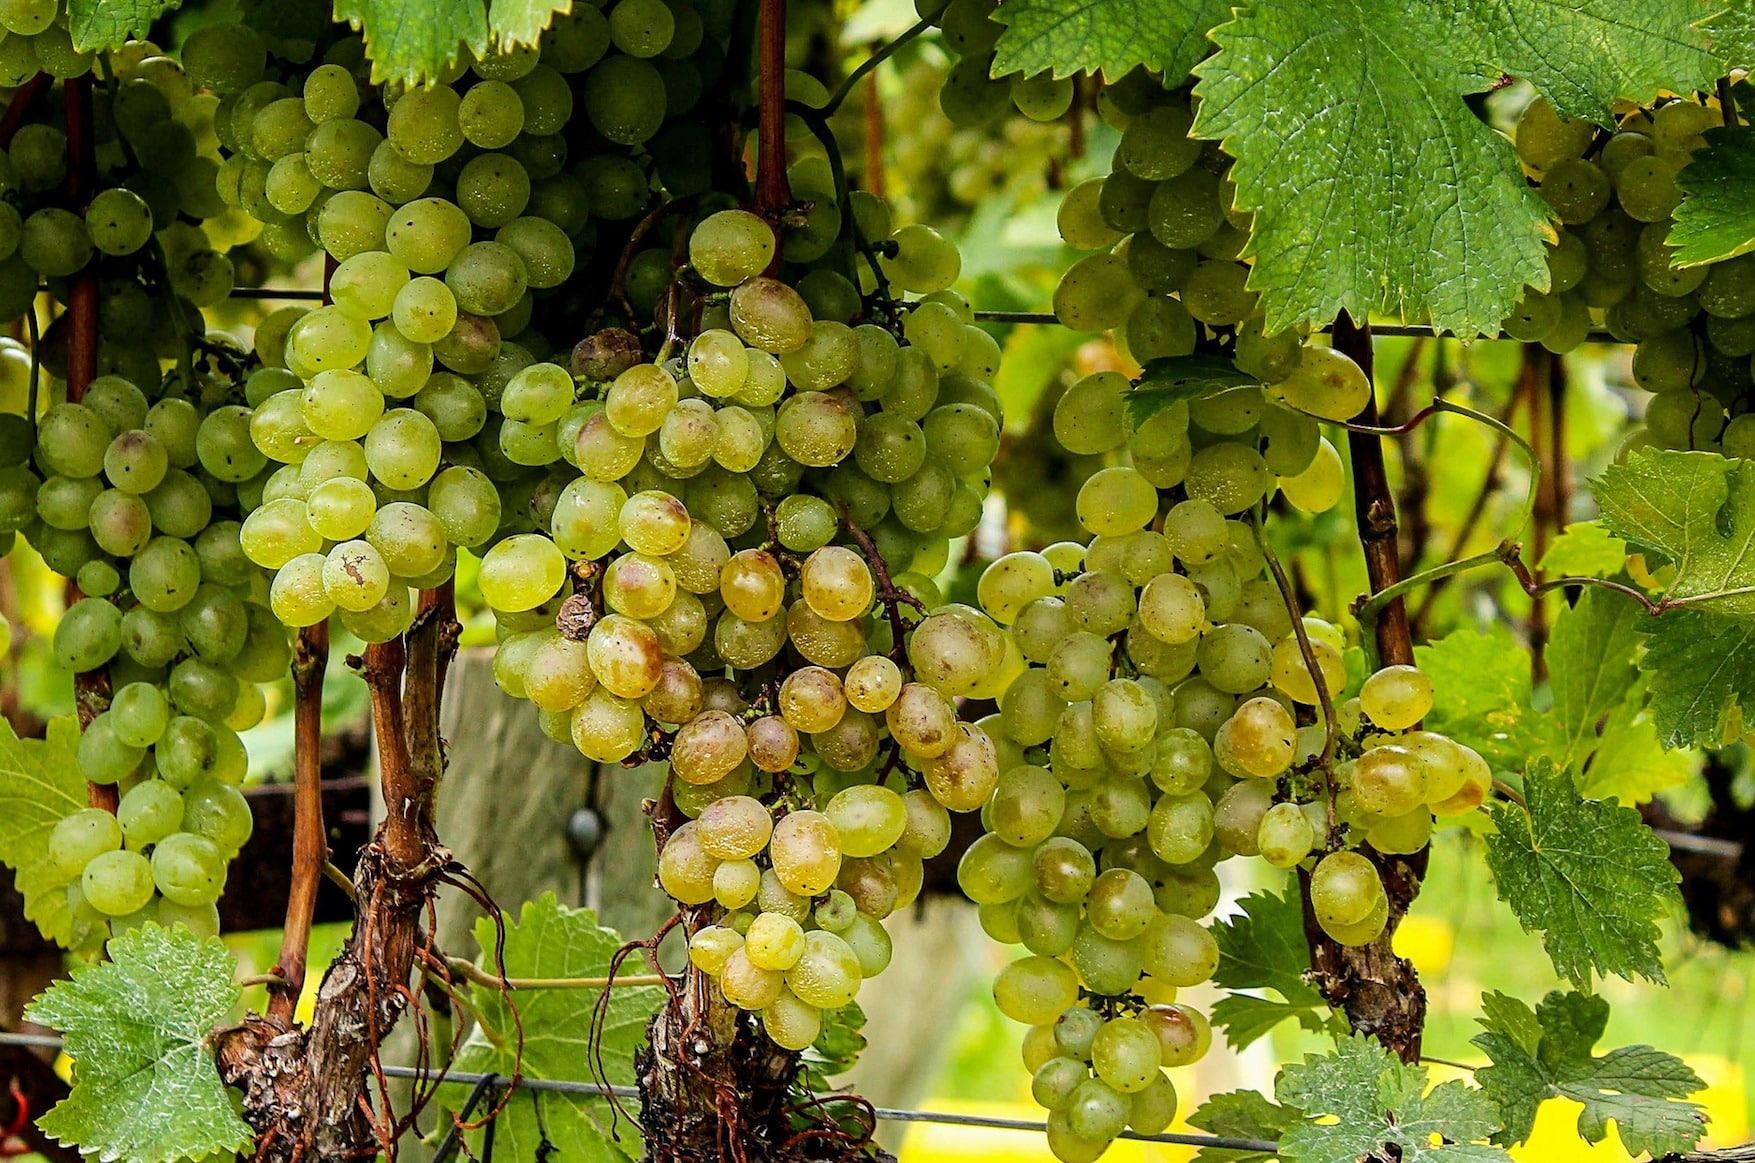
[1126,356,1260,425]
[334,0,490,85]
[1700,6,1755,70]
[1637,608,1755,748]
[1484,758,1679,988]
[1192,2,1552,336]
[67,0,182,51]
[990,0,1227,81]
[1593,449,1755,615]
[1473,989,1706,1156]
[0,716,93,949]
[1189,1089,1298,1163]
[1212,890,1322,1004]
[1546,588,1644,772]
[489,0,572,47]
[1671,125,1755,267]
[1575,689,1694,802]
[1210,994,1327,1049]
[1457,2,1723,124]
[1537,521,1628,579]
[1415,625,1534,772]
[1276,1035,1509,1163]
[24,924,250,1163]
[444,894,662,1163]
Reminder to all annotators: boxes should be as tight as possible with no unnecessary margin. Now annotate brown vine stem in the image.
[605,196,695,322]
[0,73,49,148]
[1255,524,1338,834]
[267,623,330,1025]
[836,504,925,666]
[753,0,791,217]
[60,74,112,810]
[218,597,454,1161]
[1302,314,1428,1065]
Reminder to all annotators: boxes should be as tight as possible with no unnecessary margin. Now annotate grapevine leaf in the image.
[1537,521,1628,579]
[1545,588,1644,772]
[1212,890,1321,1004]
[1127,355,1259,425]
[1592,449,1755,615]
[489,0,573,48]
[1700,6,1755,71]
[1415,624,1534,772]
[67,0,182,52]
[444,894,663,1163]
[1191,1,1551,337]
[1456,2,1724,124]
[1275,1035,1510,1163]
[1484,758,1679,987]
[1189,1089,1299,1163]
[1472,989,1706,1156]
[0,715,94,949]
[989,0,1228,82]
[1575,690,1694,802]
[1210,995,1327,1049]
[1671,125,1755,267]
[1637,608,1755,748]
[23,924,251,1163]
[333,0,490,85]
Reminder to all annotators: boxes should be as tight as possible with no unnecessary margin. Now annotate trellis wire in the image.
[0,1032,1279,1152]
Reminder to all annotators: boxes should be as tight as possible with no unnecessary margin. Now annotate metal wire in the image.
[0,1032,1279,1152]
[227,287,326,300]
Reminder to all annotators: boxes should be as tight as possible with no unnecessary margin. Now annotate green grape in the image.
[1358,664,1434,729]
[86,188,155,256]
[1075,467,1157,536]
[880,224,961,294]
[479,533,567,611]
[1515,96,1594,171]
[1053,253,1143,332]
[1116,104,1200,180]
[1538,158,1611,223]
[1615,156,1682,223]
[181,780,253,848]
[582,55,667,145]
[118,780,185,847]
[82,849,156,916]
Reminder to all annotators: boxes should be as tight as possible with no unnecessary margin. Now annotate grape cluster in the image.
[19,360,281,948]
[1502,87,1755,457]
[483,195,1015,1047]
[916,0,1074,129]
[208,12,652,635]
[0,34,237,386]
[1047,77,1360,513]
[0,21,295,947]
[963,483,1487,1161]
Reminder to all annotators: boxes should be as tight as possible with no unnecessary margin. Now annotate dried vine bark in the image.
[636,971,802,1163]
[216,597,459,1163]
[1300,315,1428,1063]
